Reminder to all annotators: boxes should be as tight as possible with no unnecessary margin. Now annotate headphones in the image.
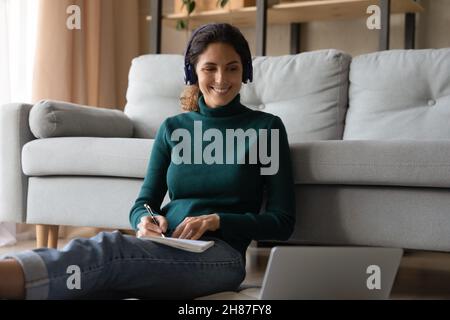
[184,23,253,85]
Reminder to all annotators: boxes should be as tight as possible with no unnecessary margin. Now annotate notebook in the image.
[141,236,215,253]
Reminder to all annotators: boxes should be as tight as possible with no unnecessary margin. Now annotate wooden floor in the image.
[2,240,450,299]
[390,250,450,299]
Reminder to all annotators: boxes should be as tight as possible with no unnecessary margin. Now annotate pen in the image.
[143,203,166,238]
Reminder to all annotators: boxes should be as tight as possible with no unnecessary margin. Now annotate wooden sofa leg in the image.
[36,224,49,248]
[48,225,59,249]
[36,225,59,248]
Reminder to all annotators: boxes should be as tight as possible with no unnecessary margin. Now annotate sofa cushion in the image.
[23,138,450,188]
[29,100,134,139]
[243,50,351,143]
[22,137,152,178]
[345,48,450,140]
[291,140,450,188]
[124,50,352,142]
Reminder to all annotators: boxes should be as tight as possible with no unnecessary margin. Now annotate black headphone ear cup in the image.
[185,63,197,85]
[243,60,253,83]
[189,64,197,84]
[187,64,192,84]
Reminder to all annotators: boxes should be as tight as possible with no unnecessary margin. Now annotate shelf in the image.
[270,0,423,23]
[163,6,258,28]
[160,0,423,29]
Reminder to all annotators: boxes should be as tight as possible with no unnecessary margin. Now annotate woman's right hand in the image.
[136,215,168,238]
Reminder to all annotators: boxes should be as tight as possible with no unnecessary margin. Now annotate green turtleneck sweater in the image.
[129,94,296,257]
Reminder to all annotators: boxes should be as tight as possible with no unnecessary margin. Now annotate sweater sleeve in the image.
[216,116,296,242]
[129,119,171,230]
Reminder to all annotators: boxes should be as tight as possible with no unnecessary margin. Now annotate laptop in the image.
[259,246,403,300]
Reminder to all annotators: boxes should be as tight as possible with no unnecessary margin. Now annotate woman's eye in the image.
[202,67,238,72]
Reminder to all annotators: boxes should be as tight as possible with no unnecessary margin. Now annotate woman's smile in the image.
[211,85,231,95]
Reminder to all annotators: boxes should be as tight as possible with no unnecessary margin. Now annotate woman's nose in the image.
[215,69,225,83]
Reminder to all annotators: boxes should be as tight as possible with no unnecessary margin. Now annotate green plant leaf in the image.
[188,1,195,14]
[176,19,187,30]
[219,0,229,8]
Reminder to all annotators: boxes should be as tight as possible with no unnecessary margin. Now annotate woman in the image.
[0,23,295,300]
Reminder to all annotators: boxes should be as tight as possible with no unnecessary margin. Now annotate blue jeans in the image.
[1,231,246,300]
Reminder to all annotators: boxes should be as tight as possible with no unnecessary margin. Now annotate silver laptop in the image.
[259,246,403,300]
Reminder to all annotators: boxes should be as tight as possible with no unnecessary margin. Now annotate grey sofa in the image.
[1,48,450,253]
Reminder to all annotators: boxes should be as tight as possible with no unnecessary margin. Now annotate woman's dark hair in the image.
[180,23,252,112]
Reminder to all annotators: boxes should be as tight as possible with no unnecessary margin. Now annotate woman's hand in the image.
[136,215,168,238]
[171,214,220,240]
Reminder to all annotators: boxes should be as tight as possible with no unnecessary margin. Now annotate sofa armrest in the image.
[0,103,35,223]
[29,100,134,138]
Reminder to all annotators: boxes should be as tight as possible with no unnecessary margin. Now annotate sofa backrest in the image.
[344,48,450,140]
[124,49,351,143]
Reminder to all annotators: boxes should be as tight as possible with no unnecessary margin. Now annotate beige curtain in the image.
[32,0,141,109]
[25,0,143,241]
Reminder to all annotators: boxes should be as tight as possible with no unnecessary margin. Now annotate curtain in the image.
[1,0,142,246]
[0,0,38,105]
[32,0,141,109]
[0,0,38,246]
[31,0,142,239]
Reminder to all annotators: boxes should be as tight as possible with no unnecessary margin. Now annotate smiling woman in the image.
[0,23,295,300]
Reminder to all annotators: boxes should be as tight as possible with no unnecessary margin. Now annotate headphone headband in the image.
[184,24,253,85]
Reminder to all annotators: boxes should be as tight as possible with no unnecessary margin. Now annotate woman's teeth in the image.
[212,87,230,94]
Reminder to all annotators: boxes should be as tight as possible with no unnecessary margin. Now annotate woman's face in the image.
[195,42,243,108]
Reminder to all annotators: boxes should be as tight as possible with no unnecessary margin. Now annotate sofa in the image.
[1,48,450,256]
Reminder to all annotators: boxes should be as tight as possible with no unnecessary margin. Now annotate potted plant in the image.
[176,0,231,31]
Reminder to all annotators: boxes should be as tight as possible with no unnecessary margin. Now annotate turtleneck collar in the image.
[198,93,248,118]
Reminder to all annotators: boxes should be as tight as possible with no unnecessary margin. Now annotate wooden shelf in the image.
[160,0,423,29]
[163,7,258,28]
[270,0,423,23]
